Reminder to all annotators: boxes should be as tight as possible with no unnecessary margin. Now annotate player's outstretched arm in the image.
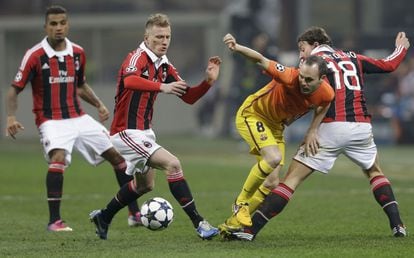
[178,56,222,105]
[360,31,410,73]
[223,33,270,69]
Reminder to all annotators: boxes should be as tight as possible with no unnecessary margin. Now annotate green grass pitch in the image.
[0,136,413,257]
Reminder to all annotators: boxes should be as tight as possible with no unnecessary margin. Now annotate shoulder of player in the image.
[122,48,146,69]
[318,81,335,99]
[23,42,44,59]
[70,40,84,50]
[18,42,45,69]
[267,60,299,79]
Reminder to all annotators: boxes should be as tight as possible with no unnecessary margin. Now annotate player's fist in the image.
[396,32,410,49]
[223,33,237,51]
[205,56,222,83]
[98,104,110,122]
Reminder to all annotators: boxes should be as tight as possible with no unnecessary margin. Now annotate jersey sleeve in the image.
[165,63,182,83]
[12,50,37,90]
[122,52,162,91]
[180,80,212,104]
[77,50,86,86]
[358,45,407,74]
[265,60,298,85]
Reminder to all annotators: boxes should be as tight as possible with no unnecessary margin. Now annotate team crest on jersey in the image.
[143,141,152,148]
[126,66,137,73]
[260,134,268,141]
[275,63,285,72]
[14,71,22,82]
[161,65,168,82]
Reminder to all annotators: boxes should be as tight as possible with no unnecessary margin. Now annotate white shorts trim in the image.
[294,122,377,173]
[110,129,161,174]
[38,115,113,166]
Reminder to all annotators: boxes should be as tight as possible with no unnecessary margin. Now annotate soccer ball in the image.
[140,197,174,230]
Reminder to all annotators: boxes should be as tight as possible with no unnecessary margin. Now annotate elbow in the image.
[181,96,197,105]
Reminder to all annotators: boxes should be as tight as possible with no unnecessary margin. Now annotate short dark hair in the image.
[45,5,67,23]
[297,26,332,46]
[304,55,329,78]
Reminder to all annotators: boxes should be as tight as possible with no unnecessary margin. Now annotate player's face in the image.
[298,41,315,62]
[45,14,69,46]
[144,25,171,57]
[298,62,323,95]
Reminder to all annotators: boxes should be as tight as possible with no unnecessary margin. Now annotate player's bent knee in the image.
[364,162,383,179]
[138,185,153,194]
[145,181,155,192]
[101,147,124,165]
[265,156,282,169]
[49,149,66,163]
[165,158,182,172]
[134,180,154,194]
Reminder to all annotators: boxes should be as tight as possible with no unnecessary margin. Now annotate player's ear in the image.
[313,42,320,48]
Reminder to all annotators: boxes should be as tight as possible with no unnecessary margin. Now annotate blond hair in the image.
[145,13,170,30]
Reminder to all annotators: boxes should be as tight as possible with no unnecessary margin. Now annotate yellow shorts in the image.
[235,109,285,165]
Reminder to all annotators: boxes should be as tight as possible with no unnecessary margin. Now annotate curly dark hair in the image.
[297,26,333,46]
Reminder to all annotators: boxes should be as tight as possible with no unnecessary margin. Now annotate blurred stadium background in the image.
[1,3,413,256]
[1,0,413,145]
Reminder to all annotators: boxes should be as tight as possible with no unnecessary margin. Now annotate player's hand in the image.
[223,33,237,51]
[160,81,188,96]
[98,104,110,122]
[6,116,24,139]
[395,32,410,49]
[303,131,319,156]
[205,56,222,84]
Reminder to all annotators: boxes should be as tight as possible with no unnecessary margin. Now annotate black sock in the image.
[249,184,293,234]
[370,176,403,228]
[102,181,141,224]
[46,171,63,224]
[114,165,140,214]
[168,179,203,227]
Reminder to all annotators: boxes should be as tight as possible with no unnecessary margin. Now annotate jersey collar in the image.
[311,44,335,54]
[139,41,169,69]
[41,37,74,58]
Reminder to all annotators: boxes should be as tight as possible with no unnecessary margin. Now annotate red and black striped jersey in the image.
[110,42,181,134]
[311,45,407,123]
[12,37,86,127]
